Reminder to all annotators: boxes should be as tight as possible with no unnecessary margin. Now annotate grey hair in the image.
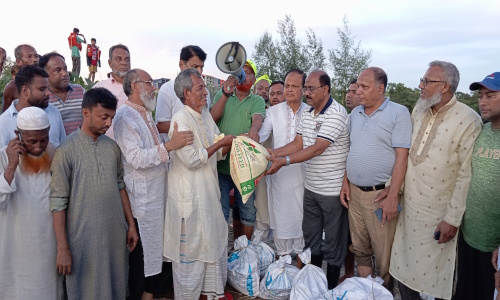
[174,68,201,103]
[14,44,34,60]
[429,60,460,93]
[123,69,140,96]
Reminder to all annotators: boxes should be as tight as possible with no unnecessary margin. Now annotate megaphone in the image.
[215,42,247,86]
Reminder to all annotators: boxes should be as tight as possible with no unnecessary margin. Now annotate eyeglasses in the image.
[420,78,446,86]
[136,80,154,87]
[302,85,326,93]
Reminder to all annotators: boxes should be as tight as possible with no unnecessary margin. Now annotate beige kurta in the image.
[163,106,228,263]
[390,97,482,299]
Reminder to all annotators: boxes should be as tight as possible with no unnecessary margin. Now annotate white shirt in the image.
[0,100,66,148]
[0,144,57,299]
[113,102,169,276]
[155,79,211,142]
[259,101,309,239]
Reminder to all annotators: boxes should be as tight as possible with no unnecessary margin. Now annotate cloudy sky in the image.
[2,0,498,93]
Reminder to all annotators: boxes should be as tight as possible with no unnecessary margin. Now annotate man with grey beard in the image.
[388,61,482,300]
[113,69,194,300]
[93,44,131,139]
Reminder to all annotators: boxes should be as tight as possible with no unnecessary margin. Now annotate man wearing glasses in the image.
[389,61,482,300]
[113,69,194,300]
[266,70,349,289]
[340,67,412,290]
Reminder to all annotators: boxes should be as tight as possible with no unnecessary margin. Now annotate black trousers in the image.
[453,232,495,300]
[127,219,172,300]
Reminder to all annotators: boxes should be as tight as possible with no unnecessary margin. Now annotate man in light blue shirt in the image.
[0,65,66,147]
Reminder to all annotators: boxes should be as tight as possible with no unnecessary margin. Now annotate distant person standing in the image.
[86,38,100,82]
[68,28,86,76]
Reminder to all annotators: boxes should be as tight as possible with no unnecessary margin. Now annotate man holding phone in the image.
[340,67,412,290]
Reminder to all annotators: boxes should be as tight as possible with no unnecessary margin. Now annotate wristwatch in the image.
[285,156,290,166]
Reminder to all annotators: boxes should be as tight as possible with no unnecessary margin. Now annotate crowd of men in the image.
[0,41,498,300]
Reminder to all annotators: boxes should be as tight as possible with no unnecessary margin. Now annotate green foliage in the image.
[252,15,326,81]
[329,15,372,105]
[70,72,97,90]
[386,82,420,112]
[0,57,15,101]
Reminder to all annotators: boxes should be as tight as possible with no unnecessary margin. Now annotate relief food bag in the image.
[259,255,300,300]
[230,136,270,204]
[290,249,328,300]
[227,235,260,297]
[320,276,394,300]
[249,230,275,278]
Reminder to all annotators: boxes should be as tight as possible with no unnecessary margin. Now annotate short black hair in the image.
[180,45,207,62]
[365,67,388,92]
[349,78,357,85]
[318,71,331,93]
[15,65,49,93]
[73,28,79,33]
[39,52,65,69]
[270,80,284,88]
[284,69,306,88]
[91,38,96,42]
[109,44,130,61]
[82,88,118,111]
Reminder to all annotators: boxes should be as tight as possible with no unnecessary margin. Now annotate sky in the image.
[2,0,499,93]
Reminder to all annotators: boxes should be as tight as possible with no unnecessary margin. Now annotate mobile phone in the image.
[17,133,22,141]
[374,204,402,222]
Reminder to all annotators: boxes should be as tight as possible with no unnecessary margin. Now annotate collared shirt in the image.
[346,97,412,186]
[0,99,66,148]
[296,97,349,196]
[93,76,128,139]
[49,84,85,135]
[155,79,211,142]
[212,90,266,175]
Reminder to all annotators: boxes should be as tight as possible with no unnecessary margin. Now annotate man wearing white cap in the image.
[0,65,66,148]
[0,107,58,299]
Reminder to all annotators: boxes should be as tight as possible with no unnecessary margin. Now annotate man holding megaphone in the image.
[211,59,266,241]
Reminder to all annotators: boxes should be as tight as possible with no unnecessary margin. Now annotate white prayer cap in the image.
[17,107,50,130]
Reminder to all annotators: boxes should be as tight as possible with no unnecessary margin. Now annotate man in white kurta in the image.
[114,69,194,300]
[0,107,58,300]
[163,69,232,300]
[259,70,309,258]
[390,61,482,299]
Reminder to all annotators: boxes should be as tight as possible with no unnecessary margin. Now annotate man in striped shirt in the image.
[40,52,84,135]
[266,70,350,289]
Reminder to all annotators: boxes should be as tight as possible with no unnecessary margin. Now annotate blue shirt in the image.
[0,99,66,148]
[346,97,412,186]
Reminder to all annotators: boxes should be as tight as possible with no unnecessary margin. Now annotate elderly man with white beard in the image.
[388,61,482,300]
[113,69,194,300]
[0,107,58,299]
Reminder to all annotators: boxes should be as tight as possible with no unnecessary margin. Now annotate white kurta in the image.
[0,144,57,299]
[259,101,309,239]
[163,106,228,263]
[390,98,482,299]
[114,102,169,277]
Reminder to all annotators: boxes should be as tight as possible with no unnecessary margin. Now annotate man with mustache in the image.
[114,69,194,300]
[40,52,85,135]
[0,65,65,148]
[211,59,266,240]
[266,70,349,289]
[389,61,482,300]
[345,78,360,112]
[2,44,39,112]
[254,74,271,108]
[259,69,309,265]
[93,44,131,139]
[0,107,58,299]
[268,80,285,106]
[50,87,138,299]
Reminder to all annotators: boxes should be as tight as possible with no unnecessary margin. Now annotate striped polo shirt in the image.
[49,84,85,135]
[296,97,349,196]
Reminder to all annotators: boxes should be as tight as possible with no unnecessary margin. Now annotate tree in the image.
[386,82,420,112]
[329,15,372,105]
[0,57,15,107]
[252,15,326,81]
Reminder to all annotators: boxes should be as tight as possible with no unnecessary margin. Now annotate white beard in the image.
[416,91,442,111]
[113,70,127,78]
[140,88,157,112]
